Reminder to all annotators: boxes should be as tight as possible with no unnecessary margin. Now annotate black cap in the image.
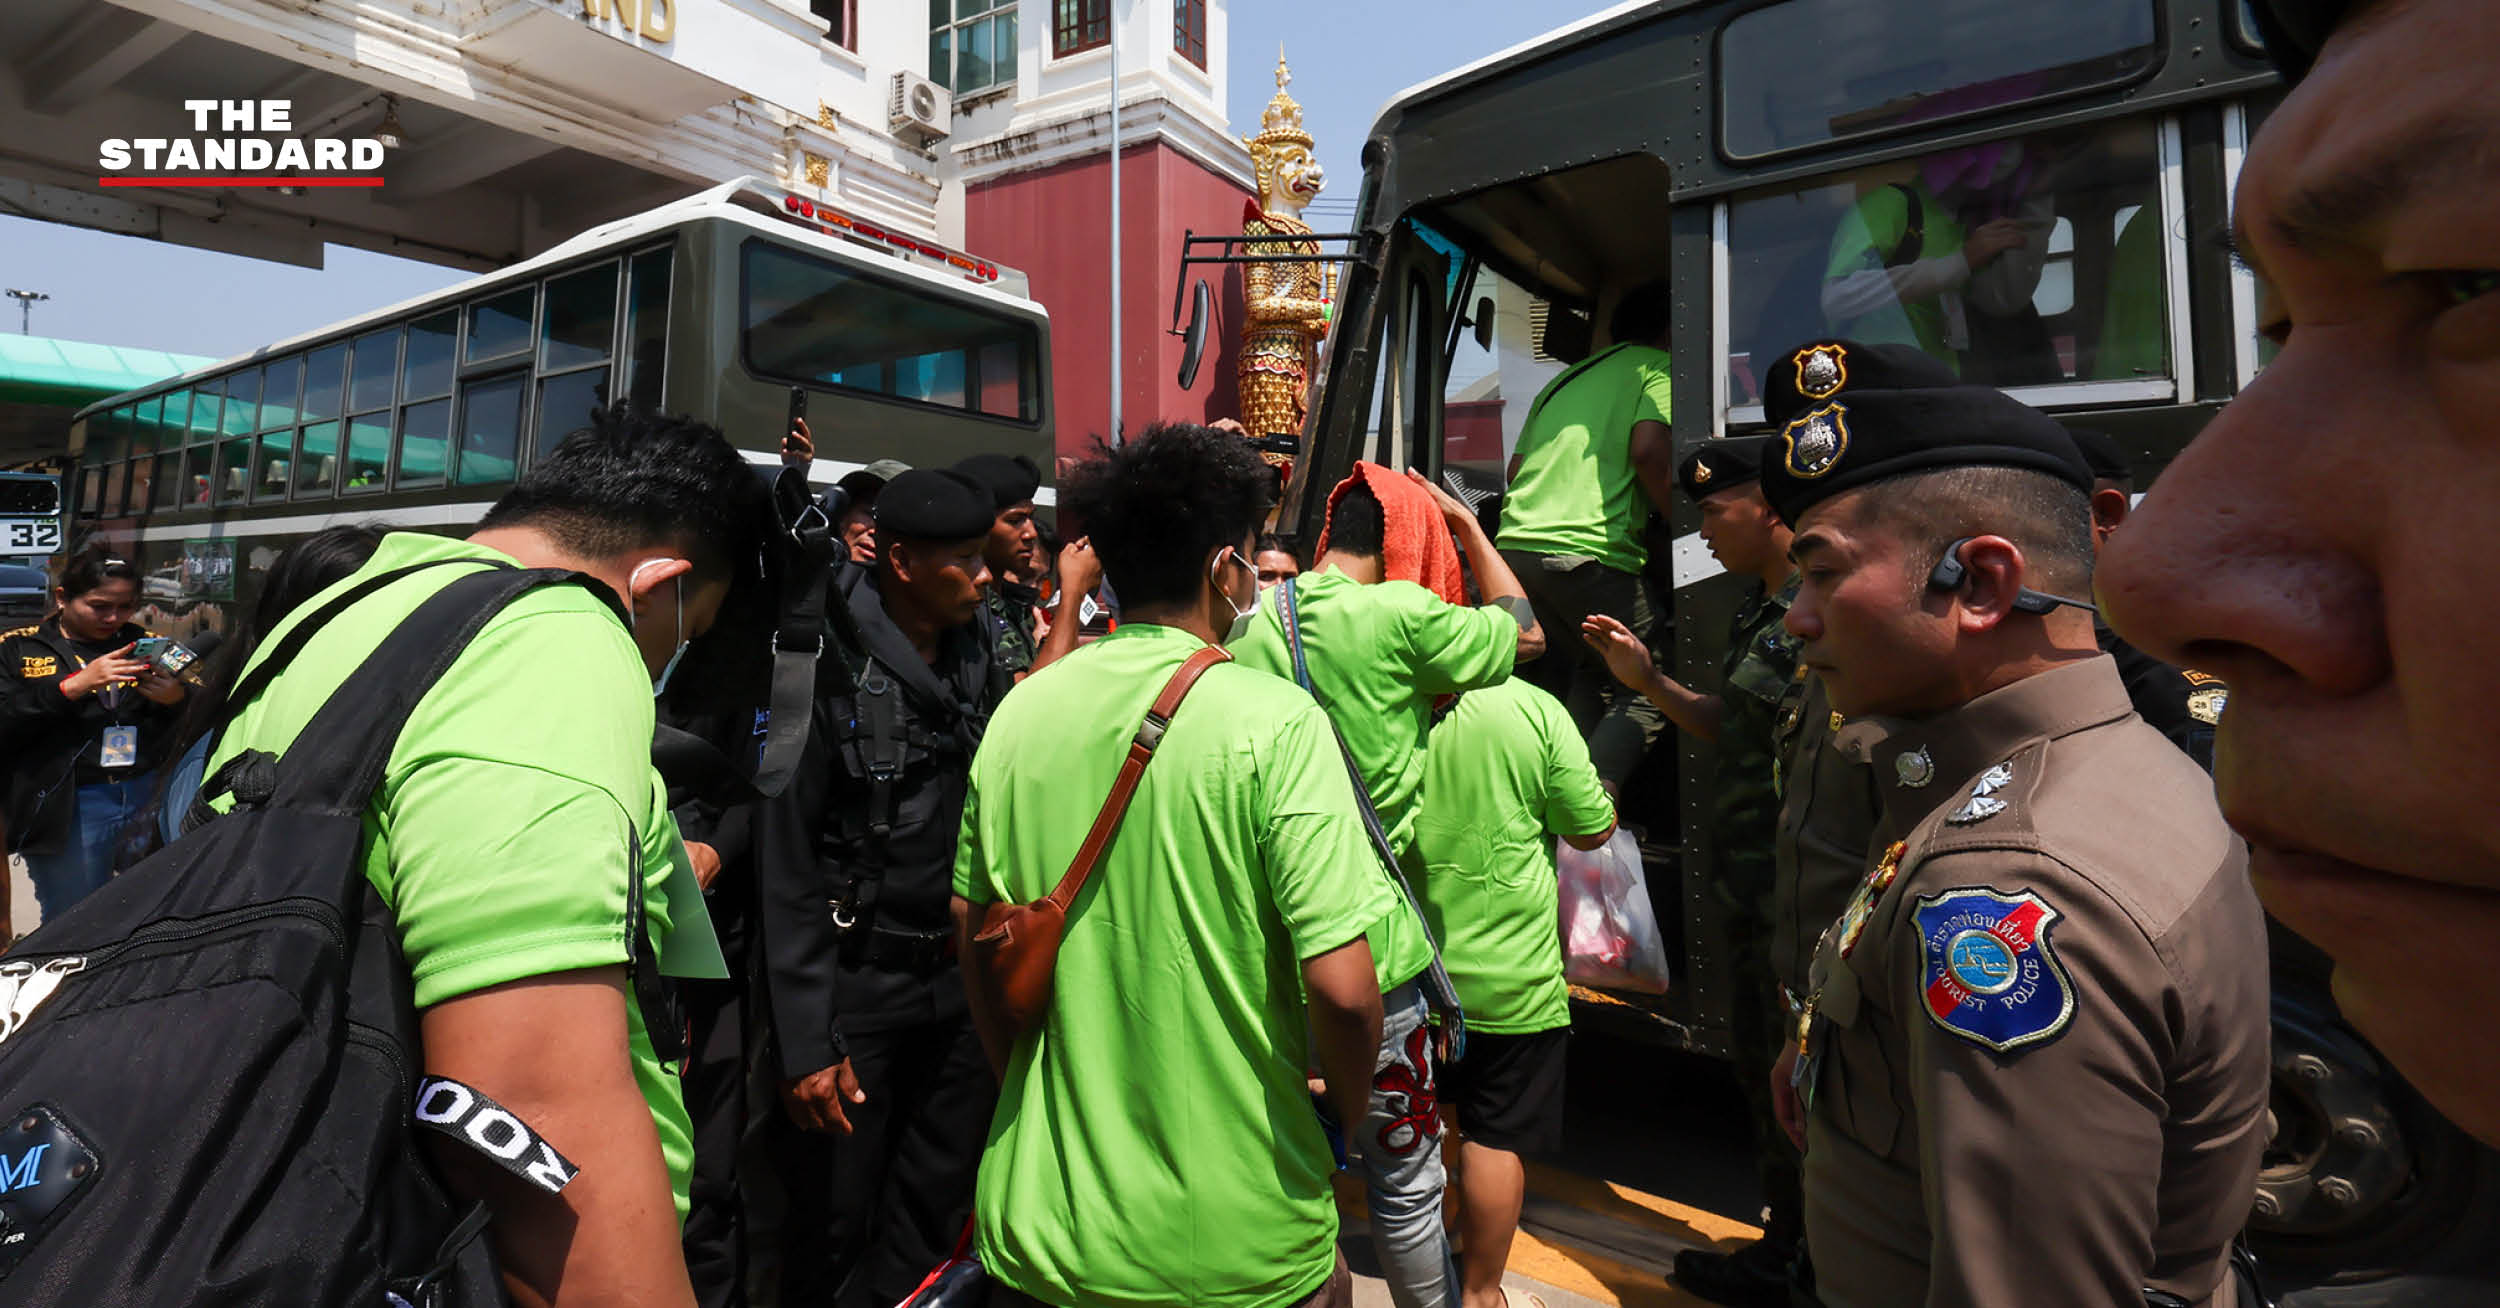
[1677,436,1772,502]
[2063,427,2131,485]
[955,452,1041,511]
[2247,0,2354,83]
[874,468,996,541]
[1756,339,2092,526]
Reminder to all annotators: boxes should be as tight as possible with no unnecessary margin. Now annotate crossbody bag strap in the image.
[1040,644,1229,913]
[1279,577,1470,1058]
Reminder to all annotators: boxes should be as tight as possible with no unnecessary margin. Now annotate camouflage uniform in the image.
[1713,577,1805,1247]
[981,581,1041,679]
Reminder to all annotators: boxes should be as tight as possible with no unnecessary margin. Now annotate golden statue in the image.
[1238,51,1333,450]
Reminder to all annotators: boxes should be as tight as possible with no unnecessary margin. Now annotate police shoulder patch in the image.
[1912,885,2075,1053]
[0,625,36,640]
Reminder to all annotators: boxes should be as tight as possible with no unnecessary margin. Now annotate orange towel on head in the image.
[1317,461,1468,607]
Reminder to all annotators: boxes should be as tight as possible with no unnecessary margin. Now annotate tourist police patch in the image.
[1912,886,2076,1053]
[1781,404,1849,478]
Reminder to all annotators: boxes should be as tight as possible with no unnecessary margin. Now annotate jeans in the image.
[1501,551,1669,787]
[22,777,148,923]
[1356,982,1458,1308]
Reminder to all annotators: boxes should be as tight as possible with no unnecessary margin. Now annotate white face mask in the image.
[632,560,690,695]
[1213,548,1261,644]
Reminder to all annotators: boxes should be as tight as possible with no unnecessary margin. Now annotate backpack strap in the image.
[1278,577,1470,1061]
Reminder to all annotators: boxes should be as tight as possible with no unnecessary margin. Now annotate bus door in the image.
[1291,224,1449,543]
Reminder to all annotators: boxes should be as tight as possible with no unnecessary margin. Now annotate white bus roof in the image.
[77,176,1043,417]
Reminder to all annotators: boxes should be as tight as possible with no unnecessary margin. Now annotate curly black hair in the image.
[478,403,771,581]
[1060,423,1273,609]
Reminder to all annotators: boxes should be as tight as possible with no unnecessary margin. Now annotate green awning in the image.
[0,334,214,410]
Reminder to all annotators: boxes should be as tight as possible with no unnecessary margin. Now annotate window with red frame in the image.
[1053,0,1109,57]
[1173,0,1206,68]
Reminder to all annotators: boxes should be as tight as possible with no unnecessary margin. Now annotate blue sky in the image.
[0,0,1612,360]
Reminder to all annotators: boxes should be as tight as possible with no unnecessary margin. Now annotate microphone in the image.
[153,629,223,688]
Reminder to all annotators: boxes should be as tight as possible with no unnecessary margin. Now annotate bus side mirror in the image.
[1473,297,1494,352]
[1175,279,1213,391]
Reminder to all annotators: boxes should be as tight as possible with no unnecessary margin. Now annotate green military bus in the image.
[62,176,1051,634]
[1263,0,2495,1286]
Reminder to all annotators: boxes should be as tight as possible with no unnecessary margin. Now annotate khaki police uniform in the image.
[1794,655,2268,1306]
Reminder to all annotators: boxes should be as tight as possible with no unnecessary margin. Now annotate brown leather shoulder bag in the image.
[963,644,1230,1069]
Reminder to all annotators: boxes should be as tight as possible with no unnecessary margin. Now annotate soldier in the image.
[2063,426,2223,771]
[2100,0,2500,1150]
[1758,341,2270,1306]
[956,453,1044,681]
[754,468,1007,1307]
[1578,435,1806,1307]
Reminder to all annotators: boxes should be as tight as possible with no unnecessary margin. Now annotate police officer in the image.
[2064,426,2225,772]
[755,468,1007,1307]
[1758,341,2269,1306]
[1579,436,1805,1307]
[956,452,1044,681]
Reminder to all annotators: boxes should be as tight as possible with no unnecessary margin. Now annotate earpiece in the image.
[1927,537,2098,616]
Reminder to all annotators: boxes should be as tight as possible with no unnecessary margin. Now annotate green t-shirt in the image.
[2092,203,2167,381]
[1496,342,1674,574]
[953,622,1394,1308]
[1411,678,1615,1033]
[1229,568,1518,990]
[1824,182,1968,365]
[208,532,723,1218]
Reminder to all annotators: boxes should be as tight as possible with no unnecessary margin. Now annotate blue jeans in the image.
[1356,982,1458,1308]
[22,777,148,923]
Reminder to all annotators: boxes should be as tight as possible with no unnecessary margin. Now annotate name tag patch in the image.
[1913,886,2075,1053]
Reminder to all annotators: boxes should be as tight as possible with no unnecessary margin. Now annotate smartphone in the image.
[131,636,171,662]
[787,385,807,427]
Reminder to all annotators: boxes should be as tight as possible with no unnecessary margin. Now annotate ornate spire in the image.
[1249,47,1312,154]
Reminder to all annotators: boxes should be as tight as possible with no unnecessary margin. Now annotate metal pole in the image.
[1107,2,1123,443]
[4,290,48,335]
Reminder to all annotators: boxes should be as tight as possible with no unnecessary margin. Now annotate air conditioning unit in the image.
[889,71,953,147]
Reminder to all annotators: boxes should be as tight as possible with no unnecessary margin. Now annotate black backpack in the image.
[0,563,641,1306]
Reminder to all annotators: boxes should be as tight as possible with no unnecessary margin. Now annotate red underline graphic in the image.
[97,176,385,188]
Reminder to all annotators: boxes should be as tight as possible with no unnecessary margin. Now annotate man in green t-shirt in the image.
[1231,467,1537,1308]
[210,406,769,1307]
[1819,158,2053,380]
[1495,281,1678,788]
[1411,677,1615,1308]
[952,422,1387,1308]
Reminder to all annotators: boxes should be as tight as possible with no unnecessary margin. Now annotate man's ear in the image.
[1948,535,2030,631]
[627,556,692,620]
[2090,487,2131,536]
[885,540,915,584]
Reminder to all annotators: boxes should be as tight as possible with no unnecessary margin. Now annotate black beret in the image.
[874,468,996,541]
[1677,436,1772,502]
[955,452,1041,511]
[2247,0,2353,83]
[1756,339,2092,526]
[2063,427,2131,485]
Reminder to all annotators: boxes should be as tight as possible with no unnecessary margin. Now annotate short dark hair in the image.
[478,404,770,580]
[1060,423,1272,609]
[1610,280,1672,347]
[59,544,140,598]
[1325,482,1386,559]
[1254,532,1294,560]
[1854,465,2096,596]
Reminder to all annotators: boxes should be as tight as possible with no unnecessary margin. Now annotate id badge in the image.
[98,725,138,769]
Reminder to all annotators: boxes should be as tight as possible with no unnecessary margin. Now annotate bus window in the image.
[261,356,303,434]
[302,344,346,423]
[404,312,456,405]
[742,241,1040,422]
[130,398,158,455]
[128,453,155,516]
[343,412,390,493]
[189,380,222,444]
[223,369,261,439]
[535,369,607,455]
[214,436,252,507]
[543,263,618,374]
[349,329,399,413]
[623,248,671,411]
[396,398,451,488]
[296,421,340,497]
[1724,117,2168,407]
[468,287,535,364]
[160,389,189,442]
[1718,0,2159,160]
[456,375,525,486]
[1440,262,1564,501]
[254,424,294,504]
[152,451,180,512]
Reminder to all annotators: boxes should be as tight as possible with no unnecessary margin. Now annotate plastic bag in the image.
[1559,828,1672,994]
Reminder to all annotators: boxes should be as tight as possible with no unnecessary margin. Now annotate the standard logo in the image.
[1912,886,2076,1052]
[98,99,388,189]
